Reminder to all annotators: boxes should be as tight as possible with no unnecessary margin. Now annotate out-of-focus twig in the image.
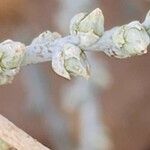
[0,138,16,150]
[61,56,112,150]
[0,115,50,150]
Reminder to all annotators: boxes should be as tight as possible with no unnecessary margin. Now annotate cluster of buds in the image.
[24,31,90,79]
[51,8,104,79]
[0,8,149,85]
[0,40,25,85]
[70,8,150,59]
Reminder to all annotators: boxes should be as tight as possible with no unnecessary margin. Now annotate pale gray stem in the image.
[22,19,150,67]
[86,28,119,53]
[21,35,80,66]
[0,115,50,150]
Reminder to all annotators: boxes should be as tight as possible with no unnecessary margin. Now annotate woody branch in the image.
[0,8,149,85]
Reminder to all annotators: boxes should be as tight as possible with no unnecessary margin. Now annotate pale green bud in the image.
[70,8,104,48]
[52,43,90,79]
[112,21,150,58]
[31,31,61,46]
[143,10,150,36]
[0,40,26,85]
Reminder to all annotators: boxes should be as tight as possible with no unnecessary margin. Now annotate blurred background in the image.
[0,0,150,150]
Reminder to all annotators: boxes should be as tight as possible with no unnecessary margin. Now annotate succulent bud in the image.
[70,8,104,48]
[52,43,90,79]
[0,40,26,85]
[143,10,150,36]
[112,21,150,58]
[31,31,61,46]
